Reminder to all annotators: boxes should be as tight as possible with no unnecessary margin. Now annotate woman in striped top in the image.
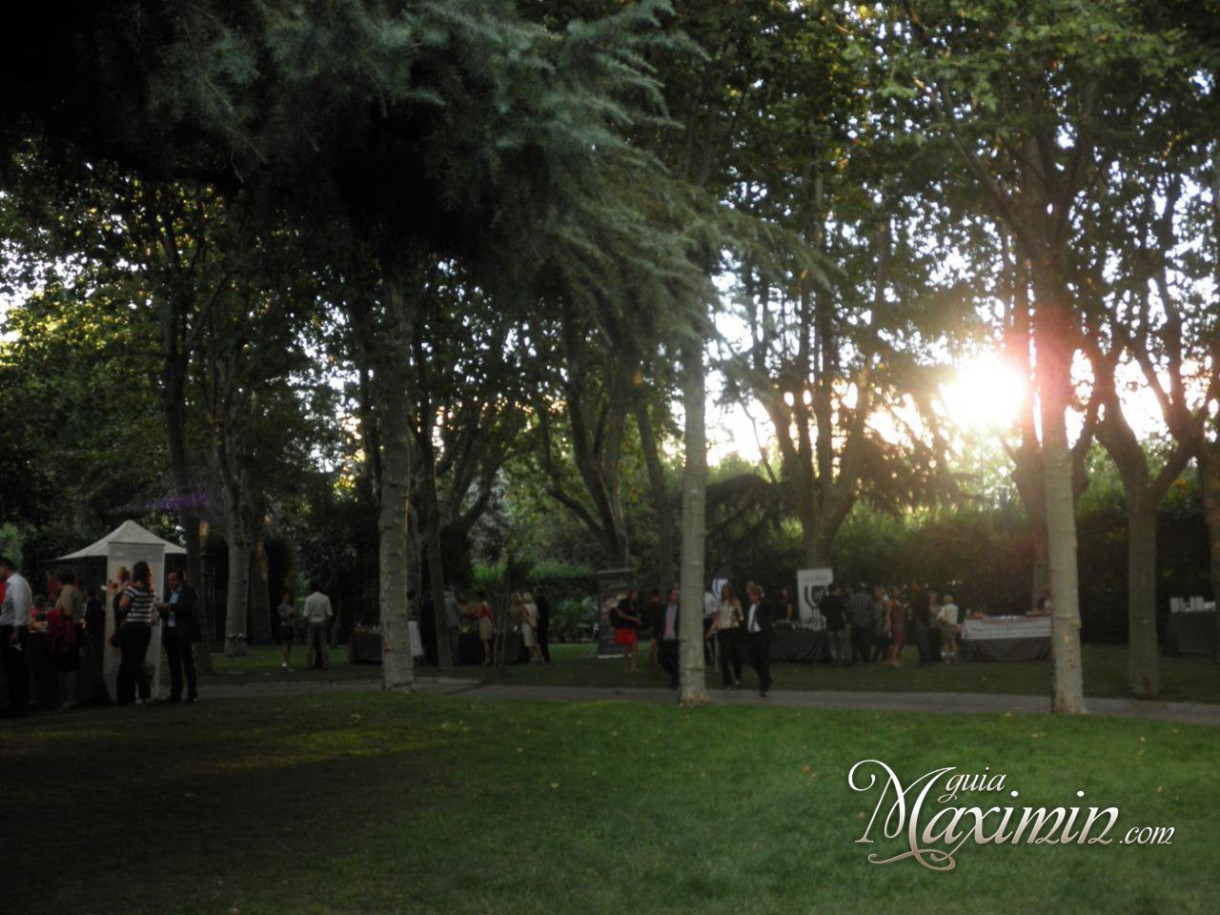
[117,560,155,706]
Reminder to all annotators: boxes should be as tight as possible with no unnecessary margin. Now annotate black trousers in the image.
[913,621,931,666]
[537,618,551,664]
[851,625,873,664]
[163,627,197,700]
[1,625,30,714]
[747,633,772,694]
[716,629,742,686]
[117,623,152,704]
[658,639,679,687]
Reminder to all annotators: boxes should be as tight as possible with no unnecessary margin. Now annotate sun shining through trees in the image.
[940,354,1028,436]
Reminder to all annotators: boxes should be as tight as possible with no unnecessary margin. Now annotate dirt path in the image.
[185,676,1220,726]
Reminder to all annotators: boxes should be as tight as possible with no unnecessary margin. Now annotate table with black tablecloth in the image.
[348,621,423,664]
[19,631,106,708]
[349,631,382,663]
[1165,610,1217,657]
[769,627,830,663]
[959,616,1051,662]
[457,630,526,665]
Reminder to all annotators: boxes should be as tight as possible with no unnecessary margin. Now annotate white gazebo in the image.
[56,520,187,698]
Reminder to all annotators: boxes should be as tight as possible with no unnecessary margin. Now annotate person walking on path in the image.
[706,583,744,689]
[744,582,775,697]
[303,584,334,671]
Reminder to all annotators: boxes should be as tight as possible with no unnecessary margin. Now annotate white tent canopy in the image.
[56,519,186,561]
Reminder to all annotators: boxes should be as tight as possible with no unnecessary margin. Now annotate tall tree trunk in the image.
[635,398,675,594]
[1200,444,1220,662]
[1126,499,1160,696]
[163,322,212,671]
[802,519,835,570]
[222,522,250,657]
[1034,292,1086,714]
[249,531,272,644]
[678,336,708,705]
[422,444,454,672]
[377,281,416,693]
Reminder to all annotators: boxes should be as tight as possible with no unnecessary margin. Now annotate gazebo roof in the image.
[55,520,187,560]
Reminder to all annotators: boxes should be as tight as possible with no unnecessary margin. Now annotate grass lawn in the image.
[211,642,1220,705]
[3,691,1214,914]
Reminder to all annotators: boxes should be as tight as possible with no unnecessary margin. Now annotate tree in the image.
[869,0,1200,711]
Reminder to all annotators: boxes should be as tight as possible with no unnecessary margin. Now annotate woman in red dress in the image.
[613,590,643,673]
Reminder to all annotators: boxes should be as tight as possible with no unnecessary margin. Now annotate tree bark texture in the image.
[678,336,708,705]
[1034,292,1086,714]
[375,283,417,693]
[422,443,454,672]
[1200,444,1220,662]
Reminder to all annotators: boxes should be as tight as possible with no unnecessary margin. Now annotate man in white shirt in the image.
[0,556,34,716]
[302,584,334,670]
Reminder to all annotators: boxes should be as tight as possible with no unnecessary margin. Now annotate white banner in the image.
[962,616,1052,641]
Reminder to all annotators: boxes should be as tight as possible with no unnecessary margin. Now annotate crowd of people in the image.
[812,581,963,668]
[1,544,977,719]
[602,578,970,698]
[611,582,777,696]
[0,556,208,717]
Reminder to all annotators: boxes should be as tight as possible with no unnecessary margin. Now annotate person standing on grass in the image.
[117,561,155,707]
[706,582,743,689]
[780,586,797,622]
[819,584,848,665]
[276,591,298,669]
[0,556,33,717]
[871,585,892,664]
[614,589,643,673]
[744,582,774,697]
[50,568,85,708]
[911,581,933,668]
[886,585,907,668]
[848,583,876,665]
[521,594,542,664]
[444,591,461,667]
[645,590,663,668]
[531,584,551,665]
[938,594,961,664]
[658,586,681,690]
[85,587,106,663]
[157,570,199,703]
[303,583,334,671]
[475,592,494,666]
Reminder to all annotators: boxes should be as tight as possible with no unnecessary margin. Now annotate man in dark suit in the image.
[657,586,681,689]
[159,570,199,703]
[532,584,552,665]
[744,582,775,697]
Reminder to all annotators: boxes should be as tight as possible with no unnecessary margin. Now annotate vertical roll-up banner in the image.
[597,568,633,658]
[797,568,834,630]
